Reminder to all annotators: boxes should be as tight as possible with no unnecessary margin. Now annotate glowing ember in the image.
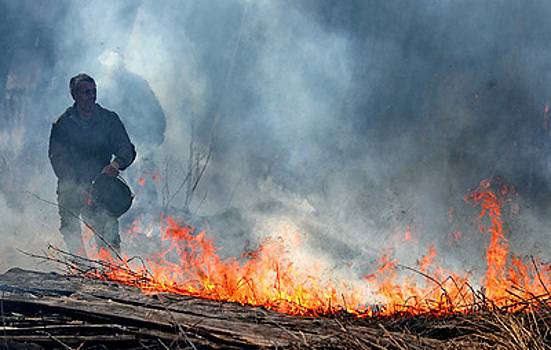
[80,178,549,317]
[404,225,412,241]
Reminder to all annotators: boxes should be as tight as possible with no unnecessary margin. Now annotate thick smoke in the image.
[1,0,550,279]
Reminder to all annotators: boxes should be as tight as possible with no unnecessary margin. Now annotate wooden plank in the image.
[0,268,451,349]
[1,293,292,348]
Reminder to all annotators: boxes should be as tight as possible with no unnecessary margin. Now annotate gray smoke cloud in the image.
[0,0,550,284]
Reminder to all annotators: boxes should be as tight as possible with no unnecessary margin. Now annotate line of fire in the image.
[0,1,550,349]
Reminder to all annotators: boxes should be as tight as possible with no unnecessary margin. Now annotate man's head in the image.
[70,73,96,114]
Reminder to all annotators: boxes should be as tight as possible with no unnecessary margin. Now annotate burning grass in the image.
[38,178,549,318]
[1,267,548,349]
[12,177,549,348]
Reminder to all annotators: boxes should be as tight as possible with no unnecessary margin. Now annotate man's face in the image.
[74,81,97,113]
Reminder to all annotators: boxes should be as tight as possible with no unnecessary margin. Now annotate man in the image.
[48,73,136,255]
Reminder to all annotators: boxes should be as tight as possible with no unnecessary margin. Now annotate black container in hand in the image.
[90,174,134,217]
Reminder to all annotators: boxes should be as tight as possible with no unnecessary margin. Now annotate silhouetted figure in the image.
[98,51,166,213]
[48,73,136,255]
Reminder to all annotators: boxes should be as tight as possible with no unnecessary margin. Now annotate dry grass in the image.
[8,247,549,349]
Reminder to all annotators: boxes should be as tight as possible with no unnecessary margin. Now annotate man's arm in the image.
[48,122,76,181]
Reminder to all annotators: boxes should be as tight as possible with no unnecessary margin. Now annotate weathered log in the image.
[0,268,445,349]
[1,268,547,349]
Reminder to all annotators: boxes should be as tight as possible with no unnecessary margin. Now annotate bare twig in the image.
[397,264,454,311]
[165,170,192,210]
[25,191,123,262]
[530,256,550,296]
[193,188,208,215]
[41,331,74,350]
[157,338,171,350]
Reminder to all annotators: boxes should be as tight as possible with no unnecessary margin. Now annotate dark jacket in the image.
[48,103,136,186]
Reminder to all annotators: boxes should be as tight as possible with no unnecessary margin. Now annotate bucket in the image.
[90,174,134,217]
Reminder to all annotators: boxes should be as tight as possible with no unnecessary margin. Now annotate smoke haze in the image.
[1,0,550,282]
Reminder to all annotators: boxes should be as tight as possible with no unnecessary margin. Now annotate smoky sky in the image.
[1,0,550,274]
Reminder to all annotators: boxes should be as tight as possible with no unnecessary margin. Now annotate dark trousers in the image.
[57,181,120,255]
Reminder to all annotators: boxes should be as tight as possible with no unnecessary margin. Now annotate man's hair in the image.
[69,73,95,98]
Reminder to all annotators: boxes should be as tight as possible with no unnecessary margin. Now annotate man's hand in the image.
[102,161,120,177]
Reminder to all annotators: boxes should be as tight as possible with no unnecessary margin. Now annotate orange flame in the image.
[466,178,510,300]
[83,178,549,317]
[89,217,368,316]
